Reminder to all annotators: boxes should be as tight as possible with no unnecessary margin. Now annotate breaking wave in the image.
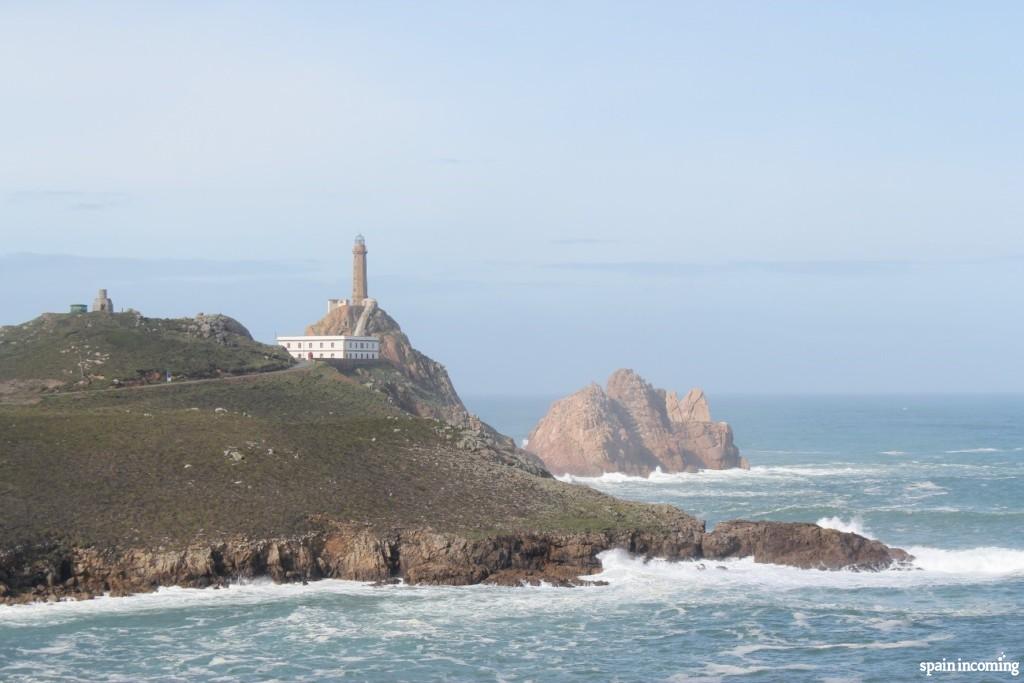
[906,546,1024,575]
[945,447,1003,453]
[0,579,380,625]
[592,546,1024,589]
[555,464,884,485]
[5,545,1022,625]
[816,515,875,539]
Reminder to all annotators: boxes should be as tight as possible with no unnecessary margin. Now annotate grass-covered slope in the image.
[0,364,684,551]
[0,311,292,391]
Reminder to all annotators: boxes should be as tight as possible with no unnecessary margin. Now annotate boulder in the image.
[702,521,913,570]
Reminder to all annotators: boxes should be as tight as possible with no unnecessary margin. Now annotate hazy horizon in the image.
[2,2,1022,395]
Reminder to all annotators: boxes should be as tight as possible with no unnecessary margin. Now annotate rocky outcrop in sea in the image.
[527,369,748,476]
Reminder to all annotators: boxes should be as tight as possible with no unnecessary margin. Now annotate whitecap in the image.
[557,464,886,485]
[945,447,1003,454]
[590,546,1024,592]
[0,578,381,625]
[906,546,1024,575]
[904,481,948,497]
[816,515,875,539]
[704,663,818,676]
[723,633,951,658]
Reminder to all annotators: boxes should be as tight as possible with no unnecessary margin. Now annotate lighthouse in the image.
[352,234,368,304]
[277,234,381,362]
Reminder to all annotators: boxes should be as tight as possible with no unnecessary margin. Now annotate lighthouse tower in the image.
[352,234,368,304]
[280,234,381,361]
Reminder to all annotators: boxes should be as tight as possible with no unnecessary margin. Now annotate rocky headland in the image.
[0,311,910,605]
[0,310,292,395]
[527,369,748,476]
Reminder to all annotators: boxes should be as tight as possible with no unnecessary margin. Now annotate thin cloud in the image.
[543,259,918,277]
[0,252,326,284]
[7,190,130,211]
[549,238,618,246]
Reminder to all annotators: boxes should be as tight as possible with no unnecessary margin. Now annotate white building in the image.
[276,335,380,361]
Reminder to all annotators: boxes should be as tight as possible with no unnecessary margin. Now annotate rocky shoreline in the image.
[0,310,911,608]
[0,520,911,605]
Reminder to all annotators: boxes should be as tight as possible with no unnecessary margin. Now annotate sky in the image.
[1,2,1022,395]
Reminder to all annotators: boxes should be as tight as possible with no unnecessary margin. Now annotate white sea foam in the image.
[2,545,1021,648]
[904,480,948,497]
[906,546,1024,575]
[704,662,818,676]
[0,578,381,625]
[879,450,907,456]
[816,515,875,539]
[723,633,951,658]
[590,543,1024,592]
[945,447,1003,453]
[907,480,945,490]
[556,464,884,485]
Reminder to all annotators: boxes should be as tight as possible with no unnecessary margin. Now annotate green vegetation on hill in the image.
[0,364,683,551]
[0,311,292,391]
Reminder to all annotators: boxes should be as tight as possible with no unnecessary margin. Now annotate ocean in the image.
[2,394,1022,682]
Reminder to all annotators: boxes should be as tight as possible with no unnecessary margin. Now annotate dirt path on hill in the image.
[1,361,313,404]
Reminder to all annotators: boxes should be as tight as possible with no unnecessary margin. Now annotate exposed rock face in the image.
[0,519,912,603]
[307,303,546,471]
[308,304,474,428]
[527,369,749,476]
[187,313,254,346]
[702,521,912,571]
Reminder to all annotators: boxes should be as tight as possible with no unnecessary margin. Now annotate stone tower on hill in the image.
[352,234,368,304]
[91,288,113,312]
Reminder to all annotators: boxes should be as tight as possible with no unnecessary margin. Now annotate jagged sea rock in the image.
[527,369,749,476]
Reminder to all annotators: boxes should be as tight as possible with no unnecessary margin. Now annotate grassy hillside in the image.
[0,311,292,391]
[0,364,682,551]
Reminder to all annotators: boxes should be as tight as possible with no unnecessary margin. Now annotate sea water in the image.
[1,395,1022,682]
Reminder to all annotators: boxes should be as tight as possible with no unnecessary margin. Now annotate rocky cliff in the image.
[0,518,911,605]
[306,302,545,471]
[308,304,466,425]
[527,369,749,476]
